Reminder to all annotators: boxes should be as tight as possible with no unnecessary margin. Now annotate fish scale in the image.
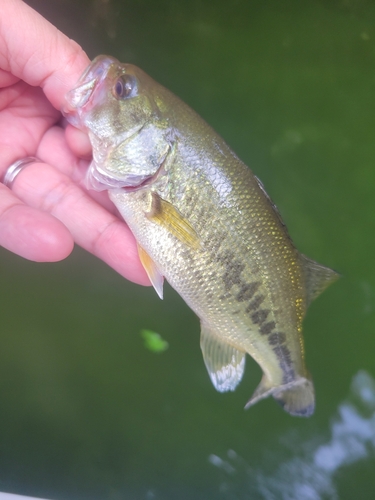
[63,55,339,416]
[110,147,304,401]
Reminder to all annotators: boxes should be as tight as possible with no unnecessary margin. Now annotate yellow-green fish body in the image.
[64,56,338,416]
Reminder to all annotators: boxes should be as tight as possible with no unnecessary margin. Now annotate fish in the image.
[63,55,339,417]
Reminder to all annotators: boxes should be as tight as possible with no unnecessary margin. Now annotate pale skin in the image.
[0,0,149,286]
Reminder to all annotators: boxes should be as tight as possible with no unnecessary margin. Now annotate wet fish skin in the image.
[64,55,339,417]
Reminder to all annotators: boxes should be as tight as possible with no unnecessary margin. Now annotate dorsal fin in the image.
[300,254,340,306]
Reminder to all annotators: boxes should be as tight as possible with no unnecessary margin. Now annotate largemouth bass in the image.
[63,55,338,417]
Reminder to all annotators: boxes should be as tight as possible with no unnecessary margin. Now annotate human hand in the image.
[0,0,149,285]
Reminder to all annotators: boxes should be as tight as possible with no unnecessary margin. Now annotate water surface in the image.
[1,0,375,498]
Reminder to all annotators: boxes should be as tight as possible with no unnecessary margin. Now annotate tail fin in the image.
[245,376,315,417]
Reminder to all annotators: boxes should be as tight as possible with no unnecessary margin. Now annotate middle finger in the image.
[9,160,150,286]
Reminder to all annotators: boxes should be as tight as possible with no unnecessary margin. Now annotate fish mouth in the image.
[85,162,152,192]
[62,55,119,127]
[86,138,167,193]
[85,121,151,192]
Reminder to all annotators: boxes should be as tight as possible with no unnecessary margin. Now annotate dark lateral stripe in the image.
[245,294,265,313]
[268,332,286,345]
[236,282,260,302]
[251,309,269,325]
[259,321,275,335]
[273,345,293,370]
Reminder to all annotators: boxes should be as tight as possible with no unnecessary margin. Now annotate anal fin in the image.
[137,243,164,299]
[200,322,246,392]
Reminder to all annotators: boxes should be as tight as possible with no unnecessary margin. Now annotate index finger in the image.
[0,0,90,109]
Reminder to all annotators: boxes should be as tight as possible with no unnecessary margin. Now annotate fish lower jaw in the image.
[85,162,151,192]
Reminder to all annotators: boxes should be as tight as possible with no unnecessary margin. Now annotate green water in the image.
[1,0,375,498]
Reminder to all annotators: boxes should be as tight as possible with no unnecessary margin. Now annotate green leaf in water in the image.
[140,329,169,353]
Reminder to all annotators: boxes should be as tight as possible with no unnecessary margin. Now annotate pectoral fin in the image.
[137,243,164,299]
[147,192,201,249]
[200,322,246,392]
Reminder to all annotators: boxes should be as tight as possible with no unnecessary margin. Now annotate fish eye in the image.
[113,75,137,99]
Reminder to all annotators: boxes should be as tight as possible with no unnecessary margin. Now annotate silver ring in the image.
[2,157,40,189]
